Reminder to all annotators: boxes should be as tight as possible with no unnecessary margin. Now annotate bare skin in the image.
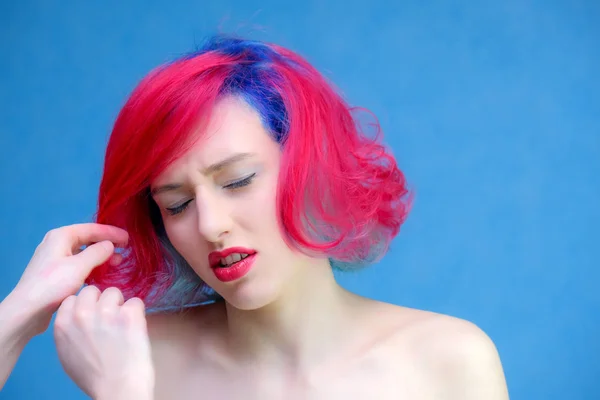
[2,96,508,398]
[147,299,508,399]
[143,97,509,399]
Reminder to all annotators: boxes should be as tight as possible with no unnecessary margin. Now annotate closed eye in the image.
[164,174,256,216]
[166,199,192,216]
[224,173,256,190]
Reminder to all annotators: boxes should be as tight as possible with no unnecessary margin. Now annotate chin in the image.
[199,252,301,311]
[219,280,283,311]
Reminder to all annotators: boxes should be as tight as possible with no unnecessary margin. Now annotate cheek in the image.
[233,191,276,237]
[251,176,279,225]
[163,215,209,265]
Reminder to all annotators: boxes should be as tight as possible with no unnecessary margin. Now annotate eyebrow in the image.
[150,152,255,196]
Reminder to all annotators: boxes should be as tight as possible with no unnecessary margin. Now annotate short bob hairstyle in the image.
[86,35,412,310]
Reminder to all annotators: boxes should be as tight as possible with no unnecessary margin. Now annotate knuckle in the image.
[126,296,144,308]
[122,298,145,316]
[103,286,122,296]
[43,228,62,242]
[53,315,69,332]
[58,294,76,309]
[99,306,116,319]
[81,285,101,296]
[74,308,92,323]
[55,297,75,321]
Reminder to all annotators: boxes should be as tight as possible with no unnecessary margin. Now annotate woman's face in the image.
[150,96,306,310]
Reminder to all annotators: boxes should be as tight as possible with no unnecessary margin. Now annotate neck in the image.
[223,258,360,373]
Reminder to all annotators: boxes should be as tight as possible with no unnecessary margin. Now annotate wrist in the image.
[0,289,47,344]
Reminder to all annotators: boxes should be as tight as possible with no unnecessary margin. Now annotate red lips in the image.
[208,247,257,268]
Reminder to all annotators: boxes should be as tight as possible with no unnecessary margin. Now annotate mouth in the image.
[214,252,252,268]
[208,248,258,283]
[208,247,257,269]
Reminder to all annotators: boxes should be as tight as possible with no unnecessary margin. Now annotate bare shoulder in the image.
[377,303,510,399]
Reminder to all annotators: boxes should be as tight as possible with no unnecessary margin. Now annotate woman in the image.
[1,36,509,399]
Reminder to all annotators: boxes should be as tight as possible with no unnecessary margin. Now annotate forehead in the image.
[155,96,278,181]
[201,96,269,151]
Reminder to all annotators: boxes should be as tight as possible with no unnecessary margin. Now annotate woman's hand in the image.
[12,223,128,337]
[54,286,154,400]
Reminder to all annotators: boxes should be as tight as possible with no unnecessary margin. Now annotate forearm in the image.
[0,290,38,390]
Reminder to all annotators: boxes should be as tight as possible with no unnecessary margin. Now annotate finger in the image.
[69,224,129,254]
[55,295,77,320]
[74,245,124,259]
[109,253,123,267]
[120,297,147,334]
[54,295,77,335]
[120,298,149,346]
[70,241,115,278]
[74,285,101,320]
[120,297,147,321]
[49,223,129,255]
[98,287,125,310]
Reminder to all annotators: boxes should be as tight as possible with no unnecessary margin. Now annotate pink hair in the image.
[86,36,412,306]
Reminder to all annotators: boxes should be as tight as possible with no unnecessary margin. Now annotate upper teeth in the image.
[220,253,249,267]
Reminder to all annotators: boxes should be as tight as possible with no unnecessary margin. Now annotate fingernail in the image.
[109,254,123,266]
[100,240,113,252]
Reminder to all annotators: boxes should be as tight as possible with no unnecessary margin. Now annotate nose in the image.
[194,187,231,242]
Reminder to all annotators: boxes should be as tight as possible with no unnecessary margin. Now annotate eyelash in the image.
[165,173,256,216]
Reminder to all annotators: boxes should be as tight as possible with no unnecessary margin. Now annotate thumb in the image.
[71,240,115,277]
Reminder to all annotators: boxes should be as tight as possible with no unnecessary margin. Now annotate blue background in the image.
[1,1,598,399]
